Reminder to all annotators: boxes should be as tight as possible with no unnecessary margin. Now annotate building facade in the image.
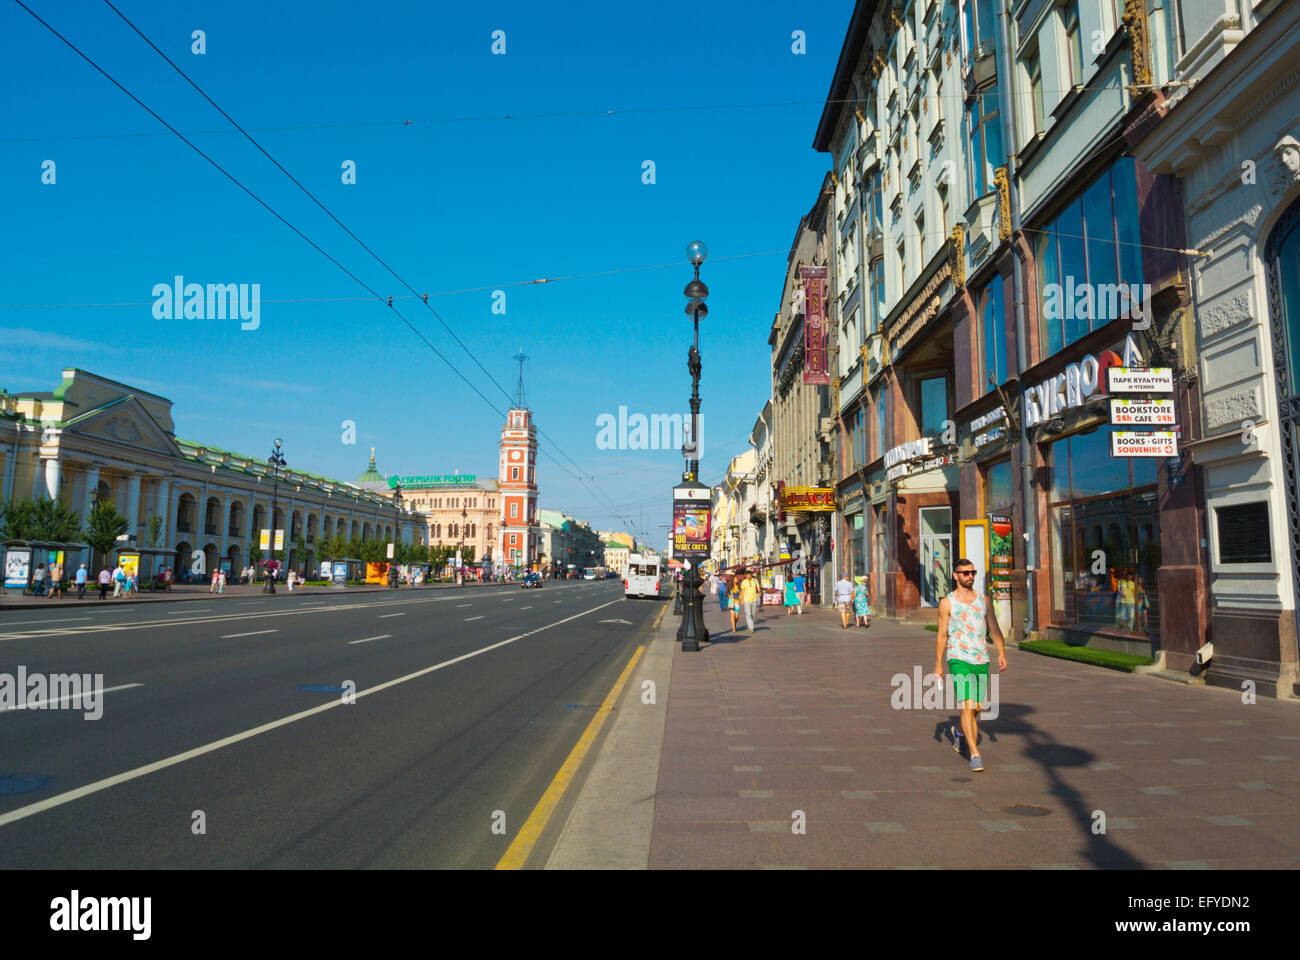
[360,465,500,565]
[0,369,425,577]
[1132,0,1299,694]
[539,508,602,576]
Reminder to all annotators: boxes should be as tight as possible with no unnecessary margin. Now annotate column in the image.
[167,484,181,552]
[221,496,233,559]
[44,456,61,501]
[125,473,142,539]
[82,464,101,523]
[155,478,171,549]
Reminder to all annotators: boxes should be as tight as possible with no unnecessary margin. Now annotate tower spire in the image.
[512,348,529,409]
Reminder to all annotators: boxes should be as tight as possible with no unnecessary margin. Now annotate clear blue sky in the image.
[1,0,852,542]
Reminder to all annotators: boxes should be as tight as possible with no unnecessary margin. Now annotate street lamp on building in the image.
[675,240,710,651]
[263,438,286,594]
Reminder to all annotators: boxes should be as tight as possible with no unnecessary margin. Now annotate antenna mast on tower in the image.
[513,348,529,409]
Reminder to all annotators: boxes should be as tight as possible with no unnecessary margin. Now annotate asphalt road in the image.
[0,579,662,868]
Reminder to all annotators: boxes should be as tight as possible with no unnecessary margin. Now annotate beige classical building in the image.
[0,369,425,577]
[357,462,500,565]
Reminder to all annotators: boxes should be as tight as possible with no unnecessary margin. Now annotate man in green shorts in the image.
[934,558,1007,772]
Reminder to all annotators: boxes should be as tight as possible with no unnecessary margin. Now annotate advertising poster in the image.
[987,514,1013,637]
[319,560,332,580]
[672,501,710,559]
[1111,431,1178,457]
[219,557,233,577]
[4,548,32,589]
[120,554,140,580]
[331,561,348,585]
[259,529,270,551]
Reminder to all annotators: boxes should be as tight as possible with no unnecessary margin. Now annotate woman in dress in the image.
[783,575,802,615]
[853,576,871,627]
[727,576,742,632]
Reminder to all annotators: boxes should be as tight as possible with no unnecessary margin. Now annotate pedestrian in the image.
[165,566,174,592]
[853,576,871,627]
[287,569,297,592]
[727,576,741,633]
[936,558,1008,773]
[112,563,126,598]
[783,574,802,615]
[210,570,219,594]
[740,571,759,633]
[48,560,64,599]
[794,569,807,608]
[218,569,227,594]
[126,568,137,598]
[97,566,112,600]
[32,564,47,597]
[834,572,854,628]
[75,563,88,599]
[715,574,729,612]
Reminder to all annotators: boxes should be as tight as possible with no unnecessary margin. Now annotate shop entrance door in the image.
[920,507,952,607]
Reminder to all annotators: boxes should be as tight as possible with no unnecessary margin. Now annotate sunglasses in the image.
[955,569,976,576]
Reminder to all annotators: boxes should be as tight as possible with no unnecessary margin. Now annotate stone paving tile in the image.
[652,797,772,823]
[649,824,779,869]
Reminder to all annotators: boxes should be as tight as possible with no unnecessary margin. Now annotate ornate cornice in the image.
[993,166,1011,242]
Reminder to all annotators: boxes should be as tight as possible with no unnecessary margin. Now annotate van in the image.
[624,554,668,599]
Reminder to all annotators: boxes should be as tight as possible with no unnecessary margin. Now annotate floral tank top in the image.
[946,593,989,665]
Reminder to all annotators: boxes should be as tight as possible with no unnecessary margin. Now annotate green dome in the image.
[357,447,384,484]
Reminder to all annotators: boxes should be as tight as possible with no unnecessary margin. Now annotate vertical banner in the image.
[988,514,1013,637]
[799,265,830,385]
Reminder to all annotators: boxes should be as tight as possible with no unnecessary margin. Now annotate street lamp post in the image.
[263,439,286,594]
[675,240,710,651]
[390,480,402,589]
[458,502,466,586]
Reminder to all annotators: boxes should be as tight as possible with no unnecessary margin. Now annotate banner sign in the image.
[1110,398,1175,426]
[1111,431,1178,457]
[988,515,1013,602]
[778,486,836,511]
[1107,367,1173,393]
[388,474,475,488]
[274,529,285,551]
[4,548,31,589]
[259,529,270,551]
[672,486,711,560]
[799,265,830,386]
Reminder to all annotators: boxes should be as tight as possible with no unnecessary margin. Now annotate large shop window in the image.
[851,513,865,578]
[980,276,1007,390]
[920,377,949,437]
[1047,429,1160,637]
[983,458,1013,515]
[966,86,1004,198]
[1035,157,1144,356]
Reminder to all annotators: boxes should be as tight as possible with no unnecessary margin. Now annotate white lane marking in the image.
[0,597,625,830]
[520,606,532,610]
[379,612,406,619]
[501,598,514,602]
[0,617,93,626]
[1,682,143,713]
[464,615,484,621]
[456,604,471,608]
[169,608,212,614]
[348,634,391,645]
[221,629,278,638]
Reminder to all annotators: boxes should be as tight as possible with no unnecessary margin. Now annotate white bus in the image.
[624,554,669,599]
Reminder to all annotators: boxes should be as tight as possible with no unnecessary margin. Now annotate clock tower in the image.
[498,353,539,572]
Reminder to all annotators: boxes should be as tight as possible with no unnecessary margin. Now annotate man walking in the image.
[739,571,759,633]
[935,558,1007,773]
[48,560,64,599]
[75,563,88,599]
[834,572,854,628]
[97,566,112,600]
[112,562,126,598]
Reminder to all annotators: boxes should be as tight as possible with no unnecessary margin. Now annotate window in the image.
[1216,503,1271,563]
[511,467,519,480]
[981,275,1007,389]
[1026,50,1045,135]
[871,259,886,331]
[966,86,1004,197]
[1046,429,1161,636]
[1037,157,1144,354]
[510,503,518,518]
[920,377,948,436]
[1064,2,1082,87]
[875,387,890,458]
[983,459,1013,514]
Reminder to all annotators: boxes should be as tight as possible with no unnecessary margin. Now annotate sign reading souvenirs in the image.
[778,486,837,511]
[388,475,475,488]
[1111,431,1178,457]
[970,407,1007,448]
[799,265,831,386]
[672,483,711,560]
[1109,398,1175,426]
[1106,367,1174,393]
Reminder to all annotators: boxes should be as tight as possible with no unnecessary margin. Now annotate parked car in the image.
[521,572,543,588]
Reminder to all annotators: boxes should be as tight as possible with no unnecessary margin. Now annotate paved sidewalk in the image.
[646,599,1300,869]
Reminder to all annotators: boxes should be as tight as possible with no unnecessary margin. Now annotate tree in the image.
[83,501,130,564]
[2,496,83,542]
[248,540,263,577]
[146,513,164,548]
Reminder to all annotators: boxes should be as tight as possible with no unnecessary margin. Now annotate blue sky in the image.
[1,0,853,541]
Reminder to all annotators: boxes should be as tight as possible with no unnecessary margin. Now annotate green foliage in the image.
[83,501,131,557]
[0,496,83,542]
[146,512,164,548]
[1018,639,1154,672]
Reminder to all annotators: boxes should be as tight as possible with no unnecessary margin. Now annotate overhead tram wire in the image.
[102,0,630,526]
[12,0,625,519]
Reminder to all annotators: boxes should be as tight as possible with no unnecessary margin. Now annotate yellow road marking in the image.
[495,644,646,870]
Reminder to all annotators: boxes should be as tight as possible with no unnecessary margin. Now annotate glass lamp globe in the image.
[686,241,708,265]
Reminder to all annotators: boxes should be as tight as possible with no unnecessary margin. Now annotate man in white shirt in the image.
[834,573,854,629]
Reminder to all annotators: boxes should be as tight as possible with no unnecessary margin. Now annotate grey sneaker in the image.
[951,724,963,755]
[970,754,984,772]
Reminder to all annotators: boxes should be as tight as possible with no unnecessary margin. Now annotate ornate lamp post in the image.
[263,438,286,594]
[675,240,711,650]
[458,501,467,585]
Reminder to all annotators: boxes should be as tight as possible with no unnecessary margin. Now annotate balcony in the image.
[964,190,999,266]
[965,39,997,91]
